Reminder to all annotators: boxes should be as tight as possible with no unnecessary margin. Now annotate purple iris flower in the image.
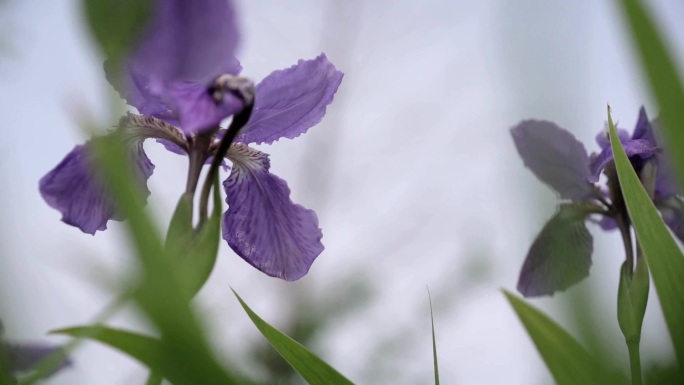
[0,320,72,379]
[511,107,682,297]
[39,0,343,281]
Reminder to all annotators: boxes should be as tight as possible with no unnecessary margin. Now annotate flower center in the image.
[209,74,255,105]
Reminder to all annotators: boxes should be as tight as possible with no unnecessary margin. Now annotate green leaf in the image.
[83,0,152,64]
[232,289,354,385]
[88,133,242,385]
[145,372,163,385]
[607,107,684,370]
[51,326,165,372]
[165,194,194,252]
[174,176,222,296]
[615,0,684,183]
[503,290,619,385]
[428,289,440,385]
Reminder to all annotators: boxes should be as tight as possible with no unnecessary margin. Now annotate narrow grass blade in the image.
[232,289,354,385]
[428,288,440,385]
[608,107,684,370]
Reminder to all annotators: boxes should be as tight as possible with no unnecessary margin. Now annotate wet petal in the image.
[517,204,593,297]
[237,54,344,145]
[588,139,657,183]
[165,81,244,134]
[222,144,323,280]
[511,120,593,201]
[132,0,240,84]
[39,137,154,235]
[3,342,72,375]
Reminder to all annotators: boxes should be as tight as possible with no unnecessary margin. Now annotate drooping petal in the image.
[222,144,323,280]
[517,204,593,297]
[237,54,344,145]
[121,113,190,157]
[3,342,72,375]
[659,197,684,243]
[131,0,241,84]
[39,137,154,235]
[588,139,657,183]
[164,81,244,134]
[511,120,593,201]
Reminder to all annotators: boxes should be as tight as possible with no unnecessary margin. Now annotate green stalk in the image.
[627,340,642,385]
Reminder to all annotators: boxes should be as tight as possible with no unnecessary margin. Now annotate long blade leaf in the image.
[616,0,684,181]
[607,107,684,370]
[51,326,164,371]
[232,289,354,385]
[503,290,619,385]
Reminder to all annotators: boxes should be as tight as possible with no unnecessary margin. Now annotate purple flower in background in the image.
[511,107,682,297]
[39,0,343,281]
[0,320,72,379]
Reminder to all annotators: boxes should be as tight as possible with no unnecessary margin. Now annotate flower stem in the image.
[628,340,643,385]
[617,216,634,274]
[184,134,212,196]
[197,103,253,225]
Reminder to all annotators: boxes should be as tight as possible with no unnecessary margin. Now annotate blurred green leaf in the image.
[166,194,194,252]
[52,326,164,372]
[503,290,619,385]
[428,289,440,385]
[145,372,163,385]
[233,289,355,385]
[608,107,684,371]
[83,0,152,64]
[615,0,684,182]
[89,133,241,384]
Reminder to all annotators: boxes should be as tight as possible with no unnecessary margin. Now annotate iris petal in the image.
[237,54,343,145]
[3,342,72,375]
[104,62,178,125]
[517,204,593,297]
[222,144,323,280]
[39,137,154,235]
[588,139,657,183]
[131,0,240,83]
[511,120,593,201]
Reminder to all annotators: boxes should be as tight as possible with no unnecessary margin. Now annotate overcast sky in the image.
[1,1,684,384]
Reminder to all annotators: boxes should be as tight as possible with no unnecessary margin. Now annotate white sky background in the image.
[1,0,684,384]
